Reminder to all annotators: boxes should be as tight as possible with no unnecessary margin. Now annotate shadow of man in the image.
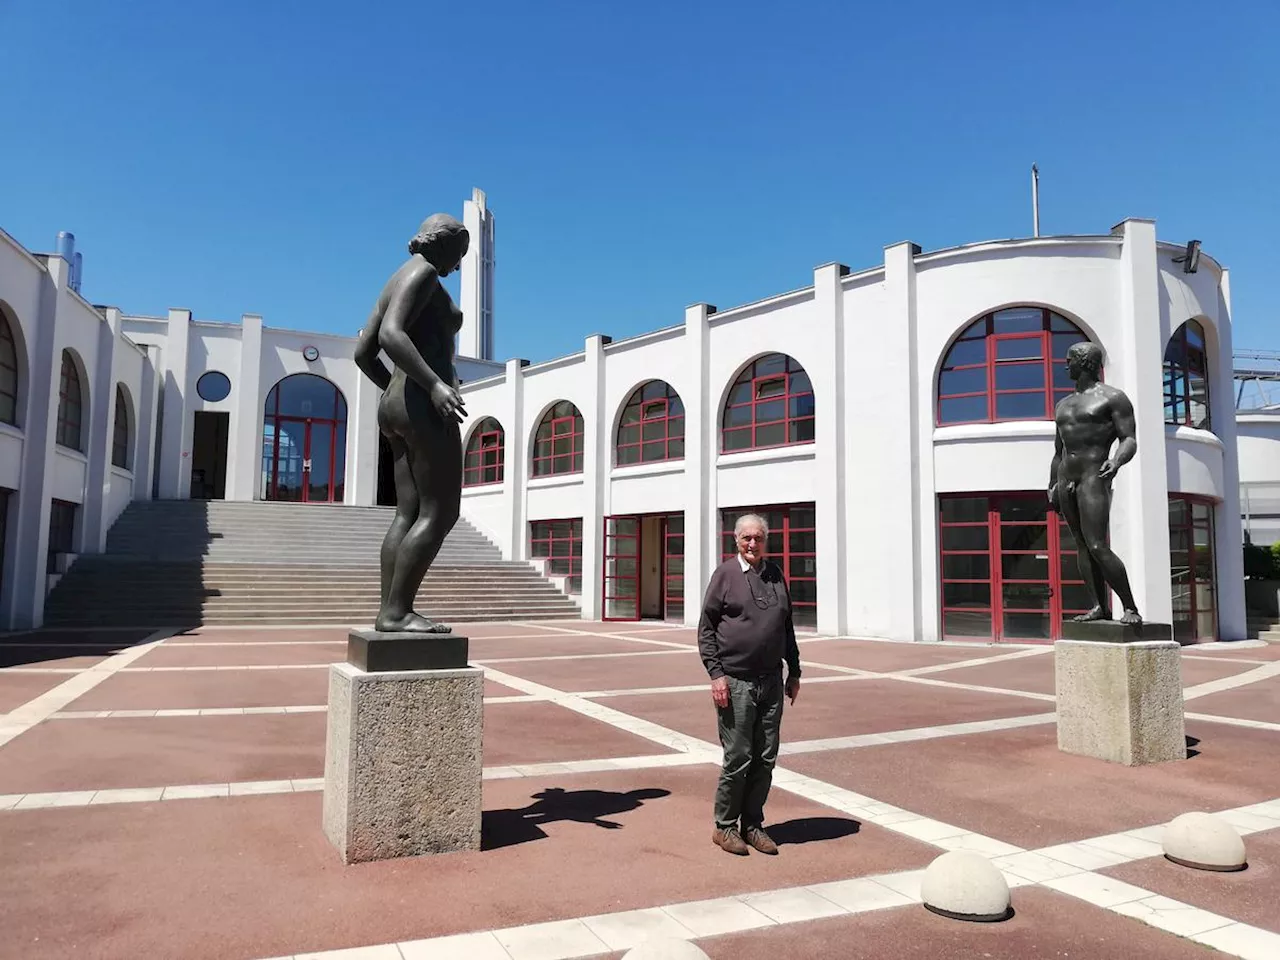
[483,786,670,851]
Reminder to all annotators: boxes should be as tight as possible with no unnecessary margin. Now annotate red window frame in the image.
[1163,320,1211,430]
[56,351,83,451]
[1169,493,1217,642]
[617,381,685,465]
[663,513,685,622]
[530,518,583,594]
[721,354,814,453]
[720,503,816,629]
[0,313,17,426]
[463,417,504,486]
[532,401,584,477]
[937,308,1094,426]
[111,385,130,469]
[938,493,1091,643]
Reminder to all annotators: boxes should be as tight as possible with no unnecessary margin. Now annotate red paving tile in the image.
[165,628,349,644]
[0,672,69,713]
[1181,656,1272,688]
[492,650,840,693]
[470,634,658,661]
[800,639,1004,673]
[65,669,330,710]
[605,679,1051,746]
[0,768,939,960]
[936,655,1056,696]
[682,886,1216,960]
[785,720,1280,849]
[134,642,344,667]
[482,701,672,766]
[0,714,327,792]
[1188,676,1280,724]
[0,650,109,670]
[1104,829,1280,935]
[484,678,525,697]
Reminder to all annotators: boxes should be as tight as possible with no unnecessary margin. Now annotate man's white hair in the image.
[733,513,770,539]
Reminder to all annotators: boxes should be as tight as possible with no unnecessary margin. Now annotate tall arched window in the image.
[532,401,584,477]
[721,353,814,452]
[56,351,84,451]
[617,380,684,465]
[111,384,132,469]
[937,307,1093,425]
[262,373,348,502]
[1164,320,1211,430]
[463,417,505,486]
[0,310,17,426]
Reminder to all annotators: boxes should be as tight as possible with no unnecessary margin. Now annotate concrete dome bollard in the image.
[920,851,1012,922]
[1162,812,1247,872]
[622,939,710,959]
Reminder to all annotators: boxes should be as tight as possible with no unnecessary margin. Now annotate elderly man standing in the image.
[698,513,801,856]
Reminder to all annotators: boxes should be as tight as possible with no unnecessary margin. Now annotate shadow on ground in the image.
[0,627,168,668]
[483,786,671,850]
[766,816,861,846]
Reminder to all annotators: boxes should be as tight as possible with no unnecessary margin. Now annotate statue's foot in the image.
[374,611,453,634]
[1118,609,1143,625]
[1071,607,1111,623]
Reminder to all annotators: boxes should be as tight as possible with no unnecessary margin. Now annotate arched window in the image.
[1164,320,1210,430]
[0,310,17,426]
[721,353,814,452]
[262,373,348,502]
[463,417,505,486]
[937,307,1093,425]
[532,400,583,477]
[617,380,684,465]
[56,351,84,451]
[112,385,132,469]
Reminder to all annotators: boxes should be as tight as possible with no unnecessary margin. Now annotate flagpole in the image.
[1032,163,1040,237]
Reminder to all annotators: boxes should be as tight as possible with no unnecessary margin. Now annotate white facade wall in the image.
[1239,413,1280,545]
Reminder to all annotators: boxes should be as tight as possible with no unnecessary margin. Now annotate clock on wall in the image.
[302,345,320,362]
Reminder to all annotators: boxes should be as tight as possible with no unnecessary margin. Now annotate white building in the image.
[0,205,1267,643]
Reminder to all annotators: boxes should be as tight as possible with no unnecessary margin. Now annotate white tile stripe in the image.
[0,629,172,749]
[1182,660,1280,700]
[1185,712,1280,733]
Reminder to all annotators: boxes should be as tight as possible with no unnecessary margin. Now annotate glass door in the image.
[662,514,685,622]
[602,515,641,621]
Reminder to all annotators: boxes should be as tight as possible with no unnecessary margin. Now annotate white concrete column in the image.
[9,255,69,628]
[132,343,159,503]
[579,335,610,620]
[349,357,380,507]
[1111,219,1173,625]
[812,265,847,635]
[1211,268,1246,639]
[682,303,714,627]
[230,313,263,501]
[847,242,922,642]
[504,358,527,561]
[83,307,121,552]
[157,308,192,500]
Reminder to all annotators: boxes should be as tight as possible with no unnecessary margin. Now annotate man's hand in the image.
[711,676,729,709]
[785,676,800,704]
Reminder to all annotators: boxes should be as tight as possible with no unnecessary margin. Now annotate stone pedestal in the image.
[322,658,483,863]
[1055,637,1186,766]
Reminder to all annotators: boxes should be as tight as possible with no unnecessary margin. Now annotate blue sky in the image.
[2,1,1276,362]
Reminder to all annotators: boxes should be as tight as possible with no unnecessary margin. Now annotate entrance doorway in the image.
[602,513,683,621]
[376,434,396,506]
[261,374,347,503]
[189,411,229,499]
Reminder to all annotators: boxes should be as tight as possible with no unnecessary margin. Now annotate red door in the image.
[602,515,641,621]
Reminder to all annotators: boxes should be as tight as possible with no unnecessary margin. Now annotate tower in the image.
[458,187,495,360]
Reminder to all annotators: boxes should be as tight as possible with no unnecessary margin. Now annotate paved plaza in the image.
[2,621,1280,959]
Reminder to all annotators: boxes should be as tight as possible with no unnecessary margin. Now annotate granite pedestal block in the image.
[1055,638,1186,766]
[322,661,483,863]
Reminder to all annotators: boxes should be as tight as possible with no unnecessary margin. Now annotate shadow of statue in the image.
[765,817,861,846]
[482,786,670,851]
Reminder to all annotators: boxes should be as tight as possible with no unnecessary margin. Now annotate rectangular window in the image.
[720,503,817,629]
[530,518,583,594]
[47,499,77,574]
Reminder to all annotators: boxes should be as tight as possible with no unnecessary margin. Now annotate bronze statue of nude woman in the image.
[354,214,470,633]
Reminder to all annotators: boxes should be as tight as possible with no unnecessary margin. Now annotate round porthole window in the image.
[197,371,232,402]
[302,345,320,362]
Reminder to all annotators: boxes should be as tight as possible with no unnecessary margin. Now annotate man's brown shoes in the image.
[743,825,778,855]
[712,826,750,855]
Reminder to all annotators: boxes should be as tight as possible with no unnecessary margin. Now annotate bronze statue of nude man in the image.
[1049,341,1142,625]
[354,214,470,633]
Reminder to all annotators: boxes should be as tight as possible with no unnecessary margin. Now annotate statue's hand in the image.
[430,382,467,423]
[1047,484,1058,507]
[1097,459,1117,481]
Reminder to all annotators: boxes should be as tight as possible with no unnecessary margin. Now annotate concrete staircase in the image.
[1246,615,1280,642]
[43,500,581,627]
